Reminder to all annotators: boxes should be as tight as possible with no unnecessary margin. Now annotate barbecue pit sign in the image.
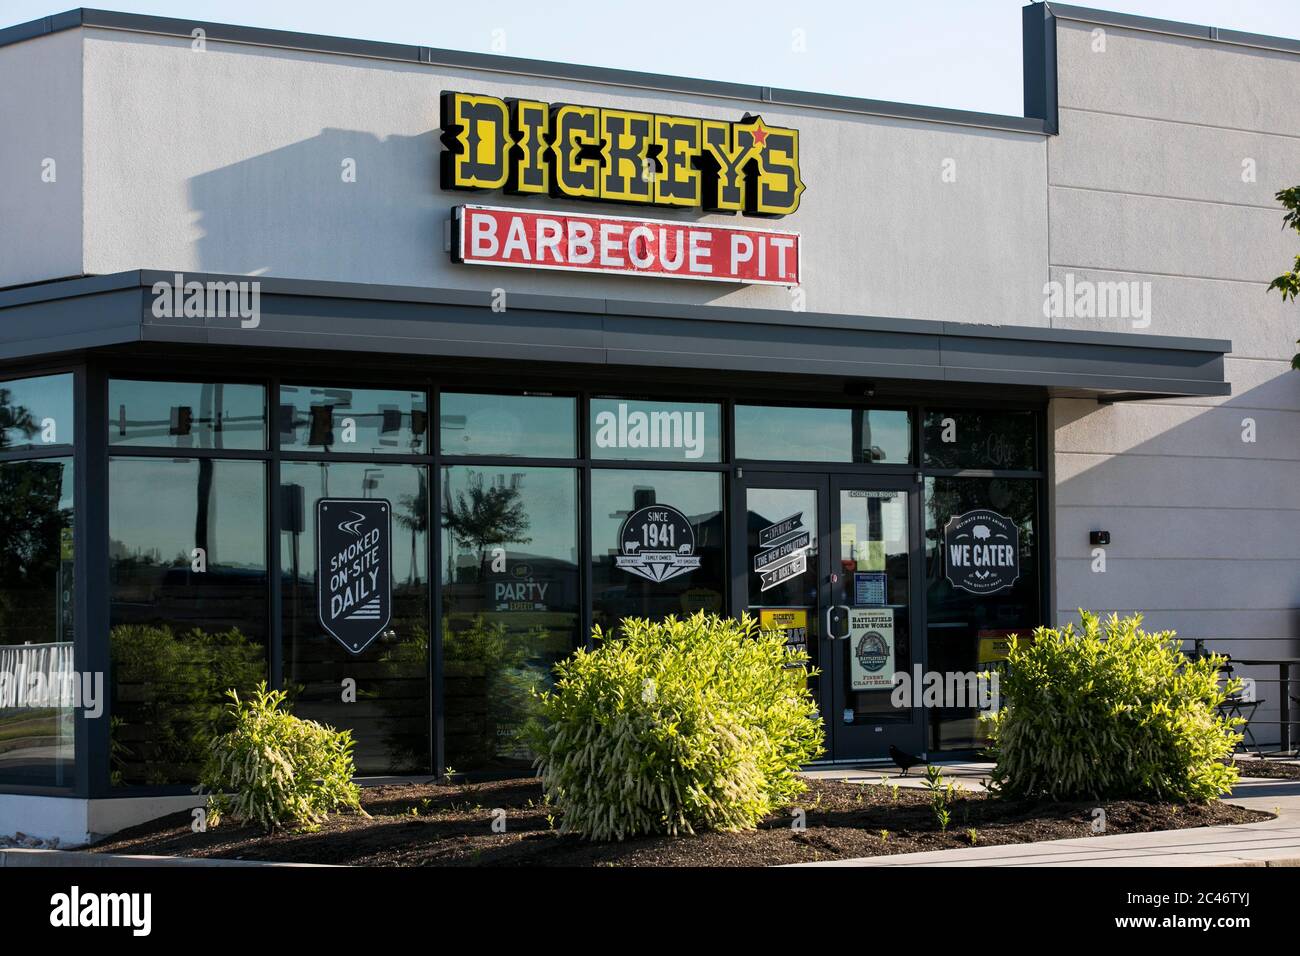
[943,509,1020,596]
[317,499,392,653]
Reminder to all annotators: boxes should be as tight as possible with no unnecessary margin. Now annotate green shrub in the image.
[987,611,1242,802]
[197,682,364,831]
[527,612,824,841]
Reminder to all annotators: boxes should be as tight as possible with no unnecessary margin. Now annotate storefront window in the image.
[108,457,268,786]
[922,409,1037,470]
[735,405,911,463]
[0,459,74,787]
[441,392,575,458]
[0,373,73,451]
[109,379,266,450]
[440,465,580,770]
[280,384,427,455]
[590,397,721,463]
[924,475,1041,751]
[280,461,429,774]
[591,470,726,629]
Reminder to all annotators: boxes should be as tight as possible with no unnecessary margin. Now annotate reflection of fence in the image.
[0,642,74,708]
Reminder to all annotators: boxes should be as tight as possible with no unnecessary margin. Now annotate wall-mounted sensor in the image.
[1089,530,1110,546]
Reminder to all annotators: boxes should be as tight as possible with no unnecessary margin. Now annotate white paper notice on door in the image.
[848,607,895,691]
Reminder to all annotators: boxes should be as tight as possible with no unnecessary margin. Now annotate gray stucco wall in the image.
[0,29,82,287]
[66,26,1049,325]
[1047,15,1300,741]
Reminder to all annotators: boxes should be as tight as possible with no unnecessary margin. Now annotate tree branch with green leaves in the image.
[1266,185,1300,369]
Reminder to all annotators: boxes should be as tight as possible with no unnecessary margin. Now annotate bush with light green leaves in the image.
[197,682,365,831]
[528,612,824,840]
[988,611,1242,802]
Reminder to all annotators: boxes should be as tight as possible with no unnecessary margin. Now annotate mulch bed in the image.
[89,775,1269,867]
[1229,756,1300,780]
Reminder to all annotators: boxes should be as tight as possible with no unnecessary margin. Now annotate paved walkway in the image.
[798,759,1300,867]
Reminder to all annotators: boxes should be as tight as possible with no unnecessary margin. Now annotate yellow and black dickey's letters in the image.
[440,90,805,216]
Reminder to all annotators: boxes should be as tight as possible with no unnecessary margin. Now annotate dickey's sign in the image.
[440,91,805,216]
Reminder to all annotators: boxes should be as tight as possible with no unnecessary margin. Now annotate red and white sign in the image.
[453,204,800,286]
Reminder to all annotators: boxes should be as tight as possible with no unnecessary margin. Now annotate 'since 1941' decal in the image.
[615,504,701,583]
[440,91,805,217]
[317,499,393,654]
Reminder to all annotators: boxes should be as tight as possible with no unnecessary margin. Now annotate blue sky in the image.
[4,1,1297,115]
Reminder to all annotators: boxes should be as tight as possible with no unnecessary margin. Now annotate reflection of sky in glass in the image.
[441,466,578,569]
[591,470,722,555]
[735,406,910,463]
[109,458,266,568]
[0,373,73,450]
[109,380,266,450]
[440,393,575,458]
[281,461,426,584]
[280,384,426,454]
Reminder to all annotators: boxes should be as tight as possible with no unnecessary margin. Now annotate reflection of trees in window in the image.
[441,616,541,770]
[394,470,428,586]
[442,471,532,579]
[0,388,38,449]
[0,461,71,639]
[109,624,265,786]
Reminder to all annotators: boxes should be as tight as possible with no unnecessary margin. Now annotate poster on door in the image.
[759,607,809,649]
[848,607,894,691]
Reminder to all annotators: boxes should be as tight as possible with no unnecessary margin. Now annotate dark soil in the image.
[88,776,1269,867]
[1229,756,1300,780]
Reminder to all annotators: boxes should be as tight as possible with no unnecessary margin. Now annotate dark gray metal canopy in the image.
[0,271,1230,399]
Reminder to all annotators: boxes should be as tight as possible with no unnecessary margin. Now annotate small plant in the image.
[966,827,979,846]
[879,829,890,842]
[890,784,901,802]
[987,611,1243,802]
[196,682,364,831]
[921,765,956,832]
[528,612,824,840]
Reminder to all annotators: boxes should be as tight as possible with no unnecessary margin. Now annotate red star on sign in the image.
[750,119,769,148]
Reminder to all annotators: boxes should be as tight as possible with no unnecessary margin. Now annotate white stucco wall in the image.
[64,27,1049,326]
[0,28,82,288]
[1047,17,1300,741]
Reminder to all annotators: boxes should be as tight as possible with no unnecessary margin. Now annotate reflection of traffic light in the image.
[410,410,428,444]
[308,405,334,446]
[380,408,402,434]
[169,405,193,436]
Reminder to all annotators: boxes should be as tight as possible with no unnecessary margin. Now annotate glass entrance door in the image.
[740,474,925,762]
[827,477,925,759]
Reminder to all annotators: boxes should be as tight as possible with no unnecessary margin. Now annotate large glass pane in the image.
[592,470,725,629]
[109,458,267,786]
[922,409,1038,470]
[440,392,575,458]
[0,459,74,787]
[735,405,910,463]
[0,373,73,450]
[440,466,580,771]
[924,476,1041,751]
[281,462,429,774]
[834,489,911,721]
[590,397,722,463]
[109,380,266,450]
[280,384,427,455]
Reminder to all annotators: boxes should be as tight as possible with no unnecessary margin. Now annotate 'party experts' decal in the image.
[615,504,700,583]
[317,498,392,654]
[943,508,1020,596]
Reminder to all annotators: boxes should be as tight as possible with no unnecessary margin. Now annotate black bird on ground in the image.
[889,744,925,777]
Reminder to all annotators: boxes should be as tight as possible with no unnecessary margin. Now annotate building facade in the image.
[0,3,1295,844]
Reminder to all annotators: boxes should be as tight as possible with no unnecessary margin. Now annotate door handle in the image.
[826,605,850,640]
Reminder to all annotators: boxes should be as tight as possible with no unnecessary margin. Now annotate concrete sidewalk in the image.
[799,764,1300,867]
